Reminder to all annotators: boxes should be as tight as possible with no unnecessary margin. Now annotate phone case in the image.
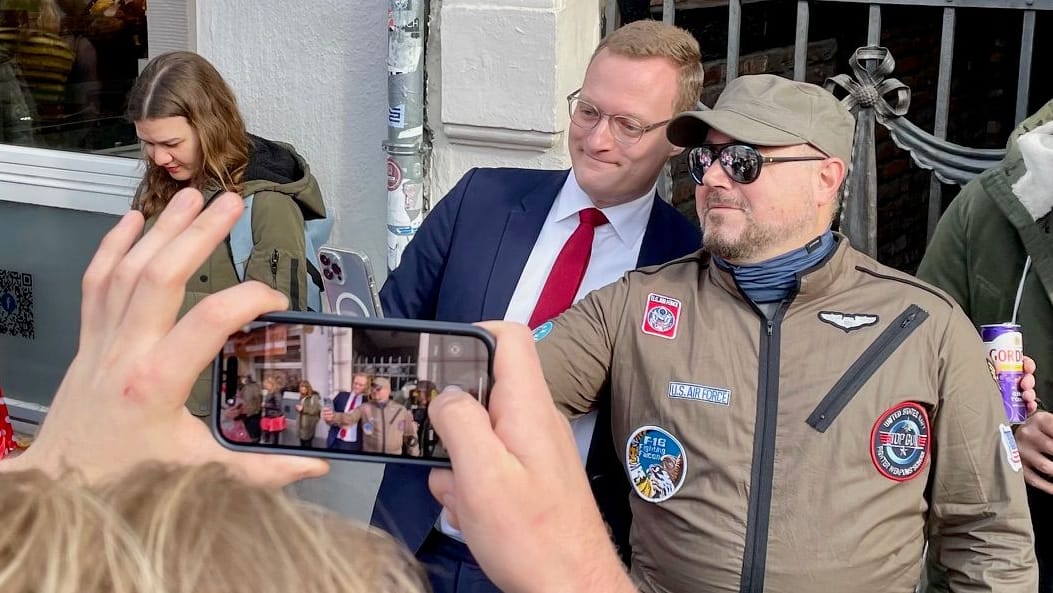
[211,311,496,468]
[317,247,383,318]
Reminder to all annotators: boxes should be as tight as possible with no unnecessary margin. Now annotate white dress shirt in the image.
[440,172,657,541]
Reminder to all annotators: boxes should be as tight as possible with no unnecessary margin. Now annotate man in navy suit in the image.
[374,20,703,593]
[324,372,370,451]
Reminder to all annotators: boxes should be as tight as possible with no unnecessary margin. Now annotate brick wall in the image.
[667,2,1051,272]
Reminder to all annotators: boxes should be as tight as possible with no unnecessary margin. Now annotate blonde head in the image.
[0,464,427,593]
[591,20,703,113]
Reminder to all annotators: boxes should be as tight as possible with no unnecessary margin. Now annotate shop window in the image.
[0,0,146,156]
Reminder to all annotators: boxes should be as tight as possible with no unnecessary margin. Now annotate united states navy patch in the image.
[870,402,930,482]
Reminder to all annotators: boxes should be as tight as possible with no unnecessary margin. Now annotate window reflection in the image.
[0,0,146,155]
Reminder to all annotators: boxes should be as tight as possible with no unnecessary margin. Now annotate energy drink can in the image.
[981,323,1027,424]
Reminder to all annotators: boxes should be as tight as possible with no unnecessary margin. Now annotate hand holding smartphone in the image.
[213,312,493,467]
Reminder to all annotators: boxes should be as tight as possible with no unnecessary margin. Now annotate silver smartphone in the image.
[318,247,383,318]
[212,312,494,468]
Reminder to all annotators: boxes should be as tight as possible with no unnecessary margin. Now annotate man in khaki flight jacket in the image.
[534,74,1037,593]
[322,376,420,457]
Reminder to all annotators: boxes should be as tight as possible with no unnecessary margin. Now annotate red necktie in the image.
[528,208,609,329]
[338,394,359,439]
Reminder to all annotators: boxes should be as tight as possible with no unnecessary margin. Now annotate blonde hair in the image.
[127,51,250,221]
[0,464,427,593]
[592,20,703,114]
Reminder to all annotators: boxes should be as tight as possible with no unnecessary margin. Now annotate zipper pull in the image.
[767,320,774,336]
[270,249,279,286]
[901,311,918,328]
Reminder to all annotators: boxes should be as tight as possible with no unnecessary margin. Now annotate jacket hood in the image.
[243,135,327,220]
[1002,99,1053,221]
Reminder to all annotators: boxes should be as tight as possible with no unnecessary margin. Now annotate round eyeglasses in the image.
[567,90,671,145]
[689,143,827,185]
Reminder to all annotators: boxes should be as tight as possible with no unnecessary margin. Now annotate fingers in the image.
[1023,355,1037,374]
[79,210,144,346]
[121,191,246,340]
[1022,470,1053,495]
[428,389,508,475]
[103,188,207,326]
[143,282,288,400]
[474,321,576,463]
[428,468,457,511]
[221,451,330,488]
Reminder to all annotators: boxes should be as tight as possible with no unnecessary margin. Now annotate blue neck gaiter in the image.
[713,231,836,303]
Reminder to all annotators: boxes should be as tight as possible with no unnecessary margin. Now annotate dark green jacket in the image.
[918,100,1053,593]
[918,100,1053,409]
[182,135,326,317]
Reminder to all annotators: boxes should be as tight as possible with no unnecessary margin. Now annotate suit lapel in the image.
[637,193,668,267]
[480,170,568,320]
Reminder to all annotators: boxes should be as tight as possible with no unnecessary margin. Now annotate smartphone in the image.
[212,311,494,467]
[318,247,383,318]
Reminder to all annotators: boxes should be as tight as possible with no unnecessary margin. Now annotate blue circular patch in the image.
[870,402,930,482]
[532,321,554,342]
[625,425,687,503]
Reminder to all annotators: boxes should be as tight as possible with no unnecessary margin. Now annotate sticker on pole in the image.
[386,157,402,192]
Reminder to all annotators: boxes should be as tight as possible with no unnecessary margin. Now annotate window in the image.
[0,0,146,156]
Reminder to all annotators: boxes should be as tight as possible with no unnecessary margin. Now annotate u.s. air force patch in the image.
[641,293,681,339]
[869,402,930,482]
[625,426,686,503]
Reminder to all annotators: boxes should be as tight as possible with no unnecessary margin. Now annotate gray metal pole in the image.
[385,0,428,272]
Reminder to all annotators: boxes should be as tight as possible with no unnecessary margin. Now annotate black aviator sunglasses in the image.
[689,143,826,185]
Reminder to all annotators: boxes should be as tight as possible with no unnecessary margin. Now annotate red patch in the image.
[641,293,681,340]
[869,402,930,482]
[386,157,402,191]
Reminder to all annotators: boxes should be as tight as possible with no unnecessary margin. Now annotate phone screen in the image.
[214,314,492,465]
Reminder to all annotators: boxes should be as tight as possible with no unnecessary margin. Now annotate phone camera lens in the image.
[323,269,333,280]
[332,264,342,275]
[320,254,330,265]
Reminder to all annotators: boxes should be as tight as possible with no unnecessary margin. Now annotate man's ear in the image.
[816,157,846,207]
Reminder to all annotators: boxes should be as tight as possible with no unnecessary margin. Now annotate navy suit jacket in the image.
[372,167,701,560]
[325,391,361,448]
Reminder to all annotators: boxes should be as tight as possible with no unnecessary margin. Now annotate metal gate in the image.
[604,0,1051,258]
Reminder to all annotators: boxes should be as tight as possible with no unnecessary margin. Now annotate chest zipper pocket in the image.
[806,304,929,433]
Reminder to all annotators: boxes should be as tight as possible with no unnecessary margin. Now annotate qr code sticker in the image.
[0,269,33,340]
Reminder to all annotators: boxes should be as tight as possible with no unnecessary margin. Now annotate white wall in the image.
[427,0,600,199]
[195,0,390,520]
[196,0,390,282]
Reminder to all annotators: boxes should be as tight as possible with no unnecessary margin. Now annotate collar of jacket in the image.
[708,233,846,305]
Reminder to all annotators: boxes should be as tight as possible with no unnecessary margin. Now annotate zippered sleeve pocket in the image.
[806,304,929,432]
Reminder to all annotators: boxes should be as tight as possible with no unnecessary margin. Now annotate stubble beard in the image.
[701,192,811,262]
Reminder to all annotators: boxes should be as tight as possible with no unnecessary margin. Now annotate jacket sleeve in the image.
[244,191,309,310]
[535,276,630,419]
[927,308,1037,592]
[916,184,975,317]
[331,407,363,427]
[379,169,477,320]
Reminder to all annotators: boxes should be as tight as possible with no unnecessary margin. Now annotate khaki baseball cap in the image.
[667,74,855,164]
[372,377,391,390]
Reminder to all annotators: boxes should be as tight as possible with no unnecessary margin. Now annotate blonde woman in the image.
[127,51,326,417]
